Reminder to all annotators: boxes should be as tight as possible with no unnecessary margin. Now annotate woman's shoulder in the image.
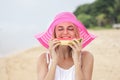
[38,53,46,59]
[38,53,47,64]
[81,50,94,60]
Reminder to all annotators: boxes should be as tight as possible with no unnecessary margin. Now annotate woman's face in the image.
[54,22,79,39]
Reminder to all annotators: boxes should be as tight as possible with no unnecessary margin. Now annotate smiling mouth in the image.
[57,37,73,40]
[60,37,71,39]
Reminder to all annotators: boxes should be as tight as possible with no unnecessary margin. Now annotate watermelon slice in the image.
[57,38,82,45]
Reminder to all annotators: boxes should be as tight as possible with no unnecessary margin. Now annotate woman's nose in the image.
[63,29,68,34]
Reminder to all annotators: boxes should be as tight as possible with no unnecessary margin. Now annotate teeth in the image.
[62,37,70,38]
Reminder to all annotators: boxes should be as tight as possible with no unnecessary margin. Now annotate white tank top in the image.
[46,53,75,80]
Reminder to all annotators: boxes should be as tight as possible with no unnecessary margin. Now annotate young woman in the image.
[35,12,96,80]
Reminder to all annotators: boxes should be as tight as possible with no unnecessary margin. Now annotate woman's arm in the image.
[37,53,57,80]
[81,51,94,80]
[74,51,94,80]
[38,39,60,80]
[37,53,48,80]
[68,39,94,80]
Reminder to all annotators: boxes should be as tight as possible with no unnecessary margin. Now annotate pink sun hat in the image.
[35,12,96,48]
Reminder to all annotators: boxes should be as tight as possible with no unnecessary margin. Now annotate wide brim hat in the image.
[35,12,96,48]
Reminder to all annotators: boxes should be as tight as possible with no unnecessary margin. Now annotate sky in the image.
[0,0,95,57]
[0,0,95,32]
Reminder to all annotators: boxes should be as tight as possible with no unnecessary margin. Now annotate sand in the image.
[0,29,120,80]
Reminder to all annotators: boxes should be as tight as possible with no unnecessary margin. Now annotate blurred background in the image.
[0,0,120,57]
[0,0,96,57]
[0,0,120,80]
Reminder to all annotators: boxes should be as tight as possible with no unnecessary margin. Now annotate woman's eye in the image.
[58,28,64,31]
[68,28,74,31]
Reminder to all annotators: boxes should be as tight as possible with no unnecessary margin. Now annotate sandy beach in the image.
[0,29,120,80]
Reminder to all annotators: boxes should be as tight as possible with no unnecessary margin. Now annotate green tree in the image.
[96,13,107,26]
[74,0,120,28]
[74,4,91,16]
[77,14,96,28]
[113,0,120,23]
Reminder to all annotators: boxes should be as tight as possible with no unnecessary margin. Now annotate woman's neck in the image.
[57,46,72,59]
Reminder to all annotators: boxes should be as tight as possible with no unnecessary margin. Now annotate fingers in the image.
[53,42,60,49]
[49,39,60,50]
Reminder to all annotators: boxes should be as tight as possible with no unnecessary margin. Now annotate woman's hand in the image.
[48,39,60,64]
[68,39,82,64]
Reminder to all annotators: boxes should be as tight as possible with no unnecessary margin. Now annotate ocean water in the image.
[0,25,43,57]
